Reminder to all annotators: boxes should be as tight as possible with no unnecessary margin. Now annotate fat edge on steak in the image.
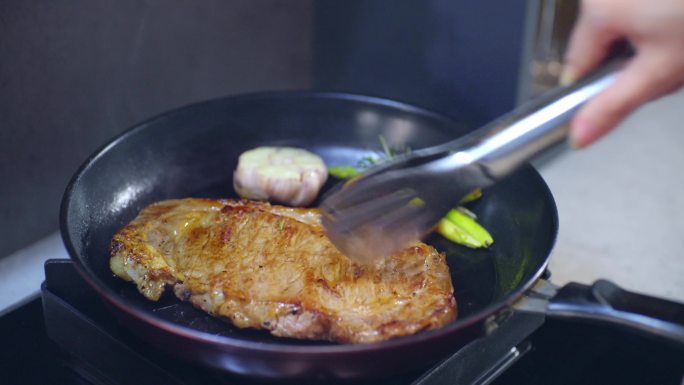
[110,199,456,344]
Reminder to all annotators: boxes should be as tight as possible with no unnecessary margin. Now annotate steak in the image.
[110,198,456,343]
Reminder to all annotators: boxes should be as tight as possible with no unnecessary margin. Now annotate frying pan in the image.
[60,91,684,380]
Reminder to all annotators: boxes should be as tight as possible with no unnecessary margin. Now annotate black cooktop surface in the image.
[1,261,683,385]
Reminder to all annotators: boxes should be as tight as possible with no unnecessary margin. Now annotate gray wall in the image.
[0,1,537,259]
[0,1,313,257]
[313,0,535,126]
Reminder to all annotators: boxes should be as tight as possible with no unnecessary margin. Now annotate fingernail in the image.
[559,66,575,86]
[569,119,591,149]
[569,134,583,149]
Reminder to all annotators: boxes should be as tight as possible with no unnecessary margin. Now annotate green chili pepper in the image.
[328,166,360,179]
[437,207,493,248]
[460,189,482,203]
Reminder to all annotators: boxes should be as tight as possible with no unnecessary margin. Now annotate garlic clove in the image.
[233,147,327,207]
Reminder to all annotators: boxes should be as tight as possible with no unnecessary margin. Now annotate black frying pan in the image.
[60,92,684,380]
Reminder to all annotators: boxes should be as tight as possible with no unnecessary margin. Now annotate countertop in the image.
[538,89,684,301]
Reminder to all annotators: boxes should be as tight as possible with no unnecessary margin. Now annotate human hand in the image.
[562,0,684,148]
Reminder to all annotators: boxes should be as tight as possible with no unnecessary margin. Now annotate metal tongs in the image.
[321,54,630,262]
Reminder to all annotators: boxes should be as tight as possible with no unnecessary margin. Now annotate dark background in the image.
[0,0,535,258]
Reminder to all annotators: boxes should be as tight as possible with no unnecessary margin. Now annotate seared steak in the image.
[110,199,456,343]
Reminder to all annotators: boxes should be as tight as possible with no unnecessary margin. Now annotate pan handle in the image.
[515,280,684,345]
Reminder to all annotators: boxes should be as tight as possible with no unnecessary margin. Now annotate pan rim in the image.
[59,90,558,355]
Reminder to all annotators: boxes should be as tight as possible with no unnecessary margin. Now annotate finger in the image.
[570,51,679,148]
[562,4,621,84]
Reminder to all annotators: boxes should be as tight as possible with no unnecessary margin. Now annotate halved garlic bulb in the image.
[233,147,328,207]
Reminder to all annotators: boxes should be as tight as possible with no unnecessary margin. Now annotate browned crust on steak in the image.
[109,198,456,344]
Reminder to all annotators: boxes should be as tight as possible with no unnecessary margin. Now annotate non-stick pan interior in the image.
[62,92,557,346]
